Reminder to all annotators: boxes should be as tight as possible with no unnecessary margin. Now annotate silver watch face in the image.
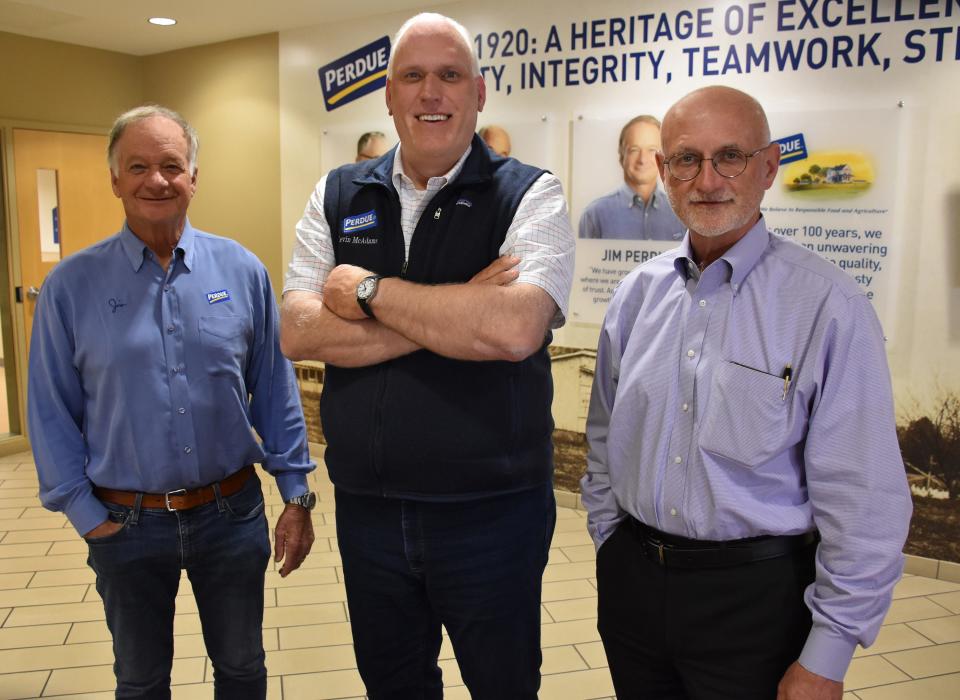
[358,277,377,300]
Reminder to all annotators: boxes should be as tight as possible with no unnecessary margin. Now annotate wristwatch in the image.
[356,274,382,318]
[286,491,317,511]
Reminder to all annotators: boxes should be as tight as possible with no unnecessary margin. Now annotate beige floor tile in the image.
[882,596,954,625]
[0,584,88,608]
[0,479,38,489]
[0,553,89,574]
[908,614,960,644]
[173,613,203,636]
[0,507,25,519]
[262,601,346,628]
[0,488,42,501]
[545,597,599,623]
[544,562,597,583]
[575,641,608,668]
[893,576,960,599]
[65,621,111,644]
[551,530,594,548]
[560,544,598,563]
[0,608,11,624]
[883,640,960,678]
[928,590,960,615]
[543,644,589,674]
[20,508,59,519]
[0,572,32,590]
[554,518,590,534]
[47,540,89,556]
[265,643,356,676]
[278,620,355,651]
[0,640,113,673]
[0,670,48,700]
[263,627,279,653]
[939,561,960,584]
[903,555,939,578]
[844,655,911,690]
[281,667,366,699]
[0,542,51,559]
[0,624,70,650]
[854,672,960,699]
[5,601,105,627]
[853,623,935,657]
[549,548,572,565]
[275,581,347,607]
[539,667,615,699]
[542,579,597,603]
[542,618,602,647]
[0,516,65,532]
[556,506,581,520]
[264,564,339,590]
[4,529,81,544]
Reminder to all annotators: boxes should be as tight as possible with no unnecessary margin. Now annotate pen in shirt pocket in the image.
[781,364,793,401]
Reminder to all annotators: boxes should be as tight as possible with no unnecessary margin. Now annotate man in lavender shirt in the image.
[581,86,911,700]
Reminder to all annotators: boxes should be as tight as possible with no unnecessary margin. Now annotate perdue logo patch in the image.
[318,36,391,111]
[777,133,808,165]
[206,290,231,304]
[343,210,378,234]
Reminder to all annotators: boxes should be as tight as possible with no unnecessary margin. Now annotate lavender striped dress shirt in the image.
[581,218,912,681]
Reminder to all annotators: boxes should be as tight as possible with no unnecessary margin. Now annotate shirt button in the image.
[178,407,186,415]
[699,300,706,307]
[167,326,175,333]
[183,446,192,454]
[674,456,682,464]
[670,508,678,516]
[682,403,689,412]
[687,349,695,358]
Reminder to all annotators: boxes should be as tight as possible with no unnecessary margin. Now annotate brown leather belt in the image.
[93,465,255,511]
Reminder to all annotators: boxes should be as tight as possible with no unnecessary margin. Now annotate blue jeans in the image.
[85,473,271,699]
[335,483,556,700]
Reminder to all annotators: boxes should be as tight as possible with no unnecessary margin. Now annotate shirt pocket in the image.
[698,360,792,468]
[198,315,250,377]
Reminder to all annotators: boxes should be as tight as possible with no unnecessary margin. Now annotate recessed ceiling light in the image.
[148,17,177,27]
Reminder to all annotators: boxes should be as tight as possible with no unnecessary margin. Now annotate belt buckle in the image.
[164,488,187,511]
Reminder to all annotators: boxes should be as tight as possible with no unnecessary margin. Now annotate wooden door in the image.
[13,129,123,352]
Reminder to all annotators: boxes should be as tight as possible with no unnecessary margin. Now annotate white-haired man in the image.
[282,13,574,699]
[29,105,315,699]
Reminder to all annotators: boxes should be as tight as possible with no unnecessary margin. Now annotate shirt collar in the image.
[391,144,472,192]
[119,218,195,272]
[674,216,770,290]
[619,182,667,210]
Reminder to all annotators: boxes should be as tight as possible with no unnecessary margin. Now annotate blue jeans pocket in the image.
[84,505,132,544]
[223,476,266,522]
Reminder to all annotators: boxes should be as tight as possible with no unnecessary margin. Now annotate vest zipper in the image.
[401,260,408,277]
[433,207,442,220]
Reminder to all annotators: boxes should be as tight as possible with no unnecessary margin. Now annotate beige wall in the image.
[143,34,283,291]
[0,31,142,128]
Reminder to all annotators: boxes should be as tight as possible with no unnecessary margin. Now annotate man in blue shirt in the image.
[28,105,316,700]
[582,87,911,700]
[578,115,684,241]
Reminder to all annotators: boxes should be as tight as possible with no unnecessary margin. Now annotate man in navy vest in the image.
[281,12,575,700]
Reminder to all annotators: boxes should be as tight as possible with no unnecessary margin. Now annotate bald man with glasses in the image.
[581,86,911,700]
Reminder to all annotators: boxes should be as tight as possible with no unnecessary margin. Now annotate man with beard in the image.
[581,86,911,700]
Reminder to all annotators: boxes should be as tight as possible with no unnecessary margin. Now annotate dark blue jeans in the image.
[335,483,556,700]
[85,473,271,699]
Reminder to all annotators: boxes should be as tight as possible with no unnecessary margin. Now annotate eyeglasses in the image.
[663,146,769,181]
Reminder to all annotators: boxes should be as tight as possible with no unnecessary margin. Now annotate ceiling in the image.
[0,0,443,56]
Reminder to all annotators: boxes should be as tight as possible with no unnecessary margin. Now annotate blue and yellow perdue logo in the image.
[776,133,808,165]
[318,37,391,111]
[343,210,378,234]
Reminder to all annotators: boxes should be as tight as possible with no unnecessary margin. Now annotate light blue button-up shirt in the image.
[582,218,911,681]
[578,183,685,241]
[29,221,314,537]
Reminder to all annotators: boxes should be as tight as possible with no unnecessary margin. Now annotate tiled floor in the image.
[0,449,958,699]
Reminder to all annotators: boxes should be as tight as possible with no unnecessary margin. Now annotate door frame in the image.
[0,118,112,455]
